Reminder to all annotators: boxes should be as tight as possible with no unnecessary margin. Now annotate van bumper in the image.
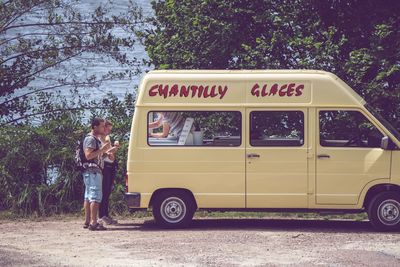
[124,192,141,207]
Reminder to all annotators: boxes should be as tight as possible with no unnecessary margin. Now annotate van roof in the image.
[150,69,328,73]
[137,70,365,107]
[149,69,337,75]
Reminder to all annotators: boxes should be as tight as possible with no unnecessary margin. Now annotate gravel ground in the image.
[0,216,399,267]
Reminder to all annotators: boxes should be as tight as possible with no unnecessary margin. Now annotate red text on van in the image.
[149,84,228,99]
[251,83,304,97]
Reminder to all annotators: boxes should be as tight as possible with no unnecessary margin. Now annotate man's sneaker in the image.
[108,217,118,225]
[98,216,110,225]
[99,216,115,225]
[88,223,107,231]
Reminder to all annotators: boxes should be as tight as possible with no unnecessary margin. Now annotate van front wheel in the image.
[153,191,195,228]
[368,191,400,231]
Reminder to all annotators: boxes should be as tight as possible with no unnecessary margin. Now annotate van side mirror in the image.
[381,136,395,150]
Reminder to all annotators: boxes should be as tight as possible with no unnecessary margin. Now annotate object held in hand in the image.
[106,146,118,154]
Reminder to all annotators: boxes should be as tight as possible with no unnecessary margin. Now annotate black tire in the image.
[367,191,400,231]
[152,191,195,229]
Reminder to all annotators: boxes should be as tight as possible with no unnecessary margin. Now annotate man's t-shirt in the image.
[83,134,103,172]
[162,112,185,138]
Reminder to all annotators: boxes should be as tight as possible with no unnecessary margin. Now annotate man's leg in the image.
[107,165,118,223]
[83,172,91,227]
[103,187,110,218]
[88,171,106,230]
[90,201,99,225]
[90,171,104,228]
[103,165,112,218]
[84,200,90,225]
[99,170,106,218]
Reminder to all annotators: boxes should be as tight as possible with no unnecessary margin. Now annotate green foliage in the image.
[2,0,400,217]
[182,111,241,138]
[0,93,135,216]
[0,113,85,215]
[143,0,400,129]
[251,111,304,140]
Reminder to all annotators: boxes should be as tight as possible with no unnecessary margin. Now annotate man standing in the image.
[82,117,111,231]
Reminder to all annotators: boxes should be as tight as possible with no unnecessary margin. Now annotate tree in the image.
[0,0,143,216]
[0,0,142,125]
[142,0,400,128]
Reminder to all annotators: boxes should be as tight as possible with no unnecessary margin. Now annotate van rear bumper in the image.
[124,192,141,207]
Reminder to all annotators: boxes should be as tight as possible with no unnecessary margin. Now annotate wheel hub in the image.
[378,199,400,226]
[160,197,186,223]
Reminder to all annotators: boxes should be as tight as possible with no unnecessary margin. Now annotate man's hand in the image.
[100,142,111,153]
[106,152,115,161]
[106,146,118,154]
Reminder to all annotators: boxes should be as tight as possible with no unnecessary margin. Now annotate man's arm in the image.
[148,114,163,129]
[84,142,110,160]
[148,120,161,129]
[150,122,170,138]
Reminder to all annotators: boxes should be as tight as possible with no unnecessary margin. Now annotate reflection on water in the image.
[5,0,153,105]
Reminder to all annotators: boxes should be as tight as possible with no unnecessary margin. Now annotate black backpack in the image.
[75,135,100,171]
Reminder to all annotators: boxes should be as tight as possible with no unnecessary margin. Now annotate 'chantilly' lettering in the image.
[149,84,228,99]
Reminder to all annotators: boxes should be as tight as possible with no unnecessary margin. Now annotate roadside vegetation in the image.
[1,0,399,218]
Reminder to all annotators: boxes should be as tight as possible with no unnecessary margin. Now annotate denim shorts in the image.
[83,170,103,203]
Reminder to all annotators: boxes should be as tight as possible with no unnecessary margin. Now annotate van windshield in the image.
[365,104,400,142]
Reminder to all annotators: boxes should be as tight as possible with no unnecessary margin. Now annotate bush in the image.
[0,93,135,216]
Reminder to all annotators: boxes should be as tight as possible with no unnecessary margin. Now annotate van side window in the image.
[250,111,304,147]
[319,110,383,148]
[148,111,241,146]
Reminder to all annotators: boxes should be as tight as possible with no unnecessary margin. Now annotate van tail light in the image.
[125,173,128,192]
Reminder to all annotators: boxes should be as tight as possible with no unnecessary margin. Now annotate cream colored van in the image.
[125,70,400,230]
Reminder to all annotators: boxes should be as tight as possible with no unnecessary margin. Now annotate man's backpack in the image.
[75,135,100,171]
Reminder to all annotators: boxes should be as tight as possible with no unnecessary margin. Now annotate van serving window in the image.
[147,111,241,147]
[250,111,304,147]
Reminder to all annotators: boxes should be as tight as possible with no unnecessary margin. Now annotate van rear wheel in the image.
[367,191,400,231]
[153,191,195,228]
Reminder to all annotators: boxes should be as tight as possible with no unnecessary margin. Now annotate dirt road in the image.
[0,216,399,266]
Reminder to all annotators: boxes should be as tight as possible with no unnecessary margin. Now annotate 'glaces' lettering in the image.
[251,83,305,98]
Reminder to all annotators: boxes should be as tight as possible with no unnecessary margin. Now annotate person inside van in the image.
[148,112,185,139]
[98,120,120,225]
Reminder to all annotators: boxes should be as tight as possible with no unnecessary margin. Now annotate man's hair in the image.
[91,117,105,129]
[105,119,113,127]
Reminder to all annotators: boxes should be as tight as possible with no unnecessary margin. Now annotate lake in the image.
[3,0,154,107]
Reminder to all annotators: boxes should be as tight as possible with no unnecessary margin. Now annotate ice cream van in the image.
[125,70,400,230]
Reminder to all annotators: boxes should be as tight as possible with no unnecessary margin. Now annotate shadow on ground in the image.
[107,218,399,234]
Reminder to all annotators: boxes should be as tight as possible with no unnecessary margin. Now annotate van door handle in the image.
[247,153,260,158]
[317,154,330,159]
